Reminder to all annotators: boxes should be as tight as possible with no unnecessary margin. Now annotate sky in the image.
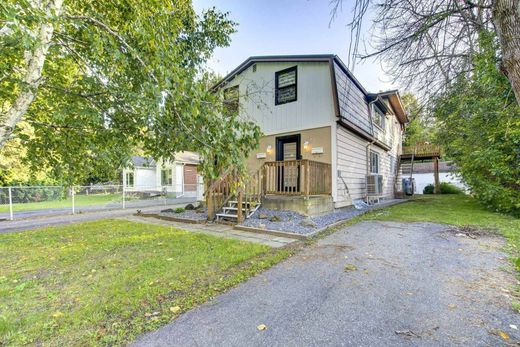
[193,0,396,93]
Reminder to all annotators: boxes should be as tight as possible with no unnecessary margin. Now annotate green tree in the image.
[433,32,520,215]
[1,0,260,184]
[401,93,435,146]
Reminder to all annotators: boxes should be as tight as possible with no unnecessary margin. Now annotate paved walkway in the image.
[132,221,519,346]
[121,215,296,248]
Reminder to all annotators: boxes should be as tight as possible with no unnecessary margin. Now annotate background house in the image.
[122,152,201,198]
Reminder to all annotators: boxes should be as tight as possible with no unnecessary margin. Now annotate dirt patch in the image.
[445,224,498,239]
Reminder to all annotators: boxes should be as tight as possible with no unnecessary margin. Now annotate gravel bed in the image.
[241,206,367,235]
[159,208,207,222]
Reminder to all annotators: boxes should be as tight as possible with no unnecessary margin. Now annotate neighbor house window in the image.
[275,66,297,105]
[161,169,172,186]
[125,172,134,187]
[373,105,386,130]
[370,151,379,174]
[223,85,239,116]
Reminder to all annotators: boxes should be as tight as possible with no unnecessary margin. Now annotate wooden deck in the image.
[401,143,441,160]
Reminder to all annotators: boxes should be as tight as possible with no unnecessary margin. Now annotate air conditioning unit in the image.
[366,174,384,196]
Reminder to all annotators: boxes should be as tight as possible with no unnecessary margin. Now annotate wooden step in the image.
[216,213,238,220]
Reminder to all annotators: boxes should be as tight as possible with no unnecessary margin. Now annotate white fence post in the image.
[122,185,126,209]
[71,186,75,214]
[8,187,13,220]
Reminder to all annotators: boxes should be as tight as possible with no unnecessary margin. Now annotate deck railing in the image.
[402,143,441,158]
[263,159,332,196]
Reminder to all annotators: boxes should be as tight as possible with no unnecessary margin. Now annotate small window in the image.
[125,172,134,187]
[275,66,297,105]
[161,169,172,186]
[223,85,239,116]
[373,105,386,130]
[370,151,379,174]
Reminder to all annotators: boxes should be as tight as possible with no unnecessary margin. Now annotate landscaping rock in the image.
[300,218,317,228]
[269,215,282,222]
[185,203,196,210]
[258,213,269,219]
[258,223,266,229]
[161,208,174,213]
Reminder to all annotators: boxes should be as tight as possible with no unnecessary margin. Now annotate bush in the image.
[174,207,185,213]
[423,184,434,194]
[423,183,463,195]
[440,182,463,194]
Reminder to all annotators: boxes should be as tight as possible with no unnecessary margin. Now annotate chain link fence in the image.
[0,182,203,221]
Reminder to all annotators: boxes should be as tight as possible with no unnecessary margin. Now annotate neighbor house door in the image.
[183,164,198,193]
[276,134,301,193]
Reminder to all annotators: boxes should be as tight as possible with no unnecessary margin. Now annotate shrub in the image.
[440,182,463,194]
[174,207,185,213]
[423,184,434,194]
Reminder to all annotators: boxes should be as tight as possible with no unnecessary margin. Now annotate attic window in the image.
[223,85,239,116]
[275,66,297,105]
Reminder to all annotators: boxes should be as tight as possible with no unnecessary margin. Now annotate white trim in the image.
[331,123,338,202]
[260,123,334,137]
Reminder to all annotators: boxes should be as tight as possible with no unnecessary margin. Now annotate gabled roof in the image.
[131,156,156,167]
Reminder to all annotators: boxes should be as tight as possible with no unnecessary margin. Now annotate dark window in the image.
[370,151,379,174]
[125,172,134,186]
[373,105,386,130]
[275,66,297,105]
[223,85,239,116]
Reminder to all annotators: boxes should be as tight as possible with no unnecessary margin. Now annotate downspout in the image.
[365,99,377,204]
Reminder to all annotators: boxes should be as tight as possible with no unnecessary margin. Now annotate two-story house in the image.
[212,54,407,219]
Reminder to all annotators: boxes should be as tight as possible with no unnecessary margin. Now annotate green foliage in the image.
[423,184,434,194]
[440,182,463,194]
[0,219,291,345]
[174,207,185,213]
[1,1,260,184]
[401,93,435,146]
[432,32,520,215]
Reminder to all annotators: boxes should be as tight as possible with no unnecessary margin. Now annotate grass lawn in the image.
[0,220,292,346]
[0,194,123,213]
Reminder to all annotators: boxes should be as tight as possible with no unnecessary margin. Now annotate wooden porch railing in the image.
[402,143,441,158]
[206,159,332,221]
[263,159,332,196]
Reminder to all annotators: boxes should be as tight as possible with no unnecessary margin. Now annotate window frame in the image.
[275,66,297,105]
[370,151,380,174]
[125,172,134,187]
[223,85,239,116]
[373,105,386,131]
[161,168,173,186]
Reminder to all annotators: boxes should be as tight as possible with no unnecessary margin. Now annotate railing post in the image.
[237,187,243,223]
[71,186,75,215]
[305,160,310,197]
[8,187,13,221]
[206,180,214,220]
[122,185,126,209]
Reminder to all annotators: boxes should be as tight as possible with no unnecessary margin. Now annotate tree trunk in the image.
[0,0,64,147]
[493,0,520,105]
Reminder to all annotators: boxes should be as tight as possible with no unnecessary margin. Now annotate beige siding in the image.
[225,62,335,135]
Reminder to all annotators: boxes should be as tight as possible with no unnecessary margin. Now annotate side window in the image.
[223,85,239,116]
[370,151,379,174]
[275,66,297,105]
[373,105,386,130]
[125,172,134,186]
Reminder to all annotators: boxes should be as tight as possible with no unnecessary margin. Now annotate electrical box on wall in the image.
[311,147,324,154]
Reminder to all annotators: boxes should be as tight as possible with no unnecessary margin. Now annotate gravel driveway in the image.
[132,221,520,346]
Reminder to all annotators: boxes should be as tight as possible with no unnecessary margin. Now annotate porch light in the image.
[266,145,272,153]
[303,141,310,150]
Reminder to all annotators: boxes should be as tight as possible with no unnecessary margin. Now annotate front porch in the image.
[207,159,332,222]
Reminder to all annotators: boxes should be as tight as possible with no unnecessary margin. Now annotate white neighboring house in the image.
[403,161,467,194]
[122,152,202,198]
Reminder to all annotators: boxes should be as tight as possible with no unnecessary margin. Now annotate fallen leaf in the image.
[166,258,174,261]
[52,311,64,318]
[344,264,357,272]
[499,331,509,340]
[170,306,181,314]
[257,324,267,331]
[447,304,457,310]
[510,324,518,330]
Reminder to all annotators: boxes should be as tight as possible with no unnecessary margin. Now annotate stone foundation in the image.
[261,195,334,216]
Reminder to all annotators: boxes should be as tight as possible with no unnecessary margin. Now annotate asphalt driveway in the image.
[132,221,520,346]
